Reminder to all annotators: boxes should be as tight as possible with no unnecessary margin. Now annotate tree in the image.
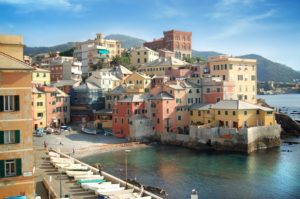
[111,55,122,66]
[59,48,74,56]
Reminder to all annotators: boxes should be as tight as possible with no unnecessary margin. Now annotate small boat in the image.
[66,170,93,177]
[106,193,151,199]
[76,179,106,184]
[51,158,74,164]
[59,164,89,172]
[74,175,104,180]
[95,187,125,195]
[82,182,116,190]
[81,127,97,135]
[48,151,60,158]
[54,163,72,169]
[97,189,135,198]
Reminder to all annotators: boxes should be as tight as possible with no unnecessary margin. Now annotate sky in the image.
[0,0,300,70]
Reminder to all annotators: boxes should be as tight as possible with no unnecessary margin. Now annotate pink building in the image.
[151,75,169,88]
[112,95,146,137]
[165,67,193,80]
[149,92,176,133]
[37,85,70,127]
[202,78,235,104]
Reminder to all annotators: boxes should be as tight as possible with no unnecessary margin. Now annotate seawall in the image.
[143,125,282,154]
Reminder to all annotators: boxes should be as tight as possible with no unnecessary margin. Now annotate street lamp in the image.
[125,149,131,189]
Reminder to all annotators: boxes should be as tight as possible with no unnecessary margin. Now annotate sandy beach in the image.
[33,127,149,158]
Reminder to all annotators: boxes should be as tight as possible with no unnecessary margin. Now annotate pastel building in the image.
[32,87,47,130]
[124,72,152,93]
[137,57,189,76]
[207,55,257,103]
[112,95,147,137]
[130,46,159,66]
[32,67,51,85]
[37,85,70,127]
[0,35,35,198]
[144,29,192,60]
[190,100,275,128]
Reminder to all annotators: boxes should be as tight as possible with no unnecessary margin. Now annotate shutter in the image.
[14,95,20,111]
[0,96,3,112]
[15,130,20,143]
[16,158,22,176]
[0,160,4,177]
[0,131,4,144]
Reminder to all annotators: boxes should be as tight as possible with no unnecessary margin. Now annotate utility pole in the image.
[125,149,131,189]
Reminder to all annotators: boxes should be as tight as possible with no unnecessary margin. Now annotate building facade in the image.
[32,68,51,85]
[144,29,192,60]
[130,47,159,66]
[0,35,35,198]
[207,55,257,103]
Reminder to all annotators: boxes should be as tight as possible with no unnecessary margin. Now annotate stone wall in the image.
[159,125,281,153]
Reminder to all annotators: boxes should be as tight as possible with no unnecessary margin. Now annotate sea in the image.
[81,94,300,199]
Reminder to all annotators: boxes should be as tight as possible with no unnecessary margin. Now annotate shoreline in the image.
[72,142,150,158]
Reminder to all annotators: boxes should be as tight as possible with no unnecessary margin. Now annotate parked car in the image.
[36,128,44,137]
[60,125,72,131]
[45,127,54,134]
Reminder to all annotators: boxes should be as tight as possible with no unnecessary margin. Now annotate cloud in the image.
[211,9,276,39]
[153,0,186,19]
[0,0,83,12]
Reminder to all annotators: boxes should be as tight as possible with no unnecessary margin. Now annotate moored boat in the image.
[74,175,104,180]
[76,179,106,184]
[81,127,97,135]
[66,170,93,177]
[95,187,125,195]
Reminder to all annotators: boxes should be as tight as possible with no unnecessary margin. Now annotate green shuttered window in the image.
[0,95,20,112]
[0,130,21,144]
[0,158,22,178]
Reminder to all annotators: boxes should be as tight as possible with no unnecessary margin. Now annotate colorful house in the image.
[32,68,50,85]
[112,95,147,137]
[0,35,35,198]
[32,87,47,130]
[93,109,112,130]
[124,72,151,93]
[37,85,70,127]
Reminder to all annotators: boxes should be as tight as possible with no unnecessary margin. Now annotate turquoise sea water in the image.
[81,95,300,199]
[258,94,300,121]
[81,143,300,199]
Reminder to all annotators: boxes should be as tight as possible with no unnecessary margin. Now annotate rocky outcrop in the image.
[275,113,300,137]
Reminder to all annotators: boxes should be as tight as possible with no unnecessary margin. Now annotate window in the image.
[37,102,43,106]
[137,58,140,63]
[157,118,160,124]
[233,111,236,116]
[223,75,226,80]
[38,94,42,98]
[56,107,62,112]
[36,73,39,77]
[218,110,221,115]
[198,111,201,116]
[190,111,193,116]
[137,52,140,55]
[2,130,20,144]
[177,116,182,120]
[63,106,68,112]
[167,109,169,114]
[37,113,43,118]
[251,75,256,81]
[0,96,19,112]
[217,88,221,92]
[256,110,260,115]
[196,89,200,93]
[206,88,210,93]
[5,159,16,176]
[217,98,221,102]
[244,111,247,115]
[225,111,228,115]
[238,75,243,80]
[229,64,233,69]
[144,58,147,63]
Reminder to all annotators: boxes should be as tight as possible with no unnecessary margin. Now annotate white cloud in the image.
[0,0,83,12]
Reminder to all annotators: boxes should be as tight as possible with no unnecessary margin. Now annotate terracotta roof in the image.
[0,51,33,70]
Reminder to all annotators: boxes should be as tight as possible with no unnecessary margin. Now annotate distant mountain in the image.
[105,34,146,49]
[192,50,222,59]
[24,42,76,56]
[239,54,300,82]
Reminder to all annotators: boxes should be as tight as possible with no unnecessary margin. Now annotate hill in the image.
[239,54,300,82]
[24,42,75,56]
[192,50,222,59]
[105,34,146,49]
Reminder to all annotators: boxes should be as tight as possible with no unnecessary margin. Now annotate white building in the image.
[130,46,159,66]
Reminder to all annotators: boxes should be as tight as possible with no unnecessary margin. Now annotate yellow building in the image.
[0,35,35,198]
[124,72,151,93]
[190,100,275,128]
[207,55,257,104]
[32,67,51,85]
[32,87,47,130]
[137,57,189,76]
[190,104,213,125]
[130,46,159,66]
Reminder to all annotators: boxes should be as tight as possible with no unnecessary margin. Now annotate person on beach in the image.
[44,141,48,150]
[98,164,103,176]
[72,148,75,155]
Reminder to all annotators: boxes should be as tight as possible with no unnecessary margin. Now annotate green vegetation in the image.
[111,52,131,67]
[59,47,74,56]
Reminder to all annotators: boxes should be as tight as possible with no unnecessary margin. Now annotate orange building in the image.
[0,35,35,198]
